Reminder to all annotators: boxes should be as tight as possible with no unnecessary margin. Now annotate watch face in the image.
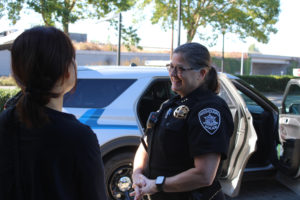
[156,176,165,184]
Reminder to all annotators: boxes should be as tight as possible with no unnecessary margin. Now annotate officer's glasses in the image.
[166,64,197,75]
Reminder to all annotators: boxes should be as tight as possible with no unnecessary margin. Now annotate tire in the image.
[104,151,135,200]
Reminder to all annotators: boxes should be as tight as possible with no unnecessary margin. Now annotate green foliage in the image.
[142,0,280,43]
[109,18,142,51]
[248,44,260,53]
[237,75,294,93]
[212,57,251,75]
[0,76,17,86]
[149,0,177,30]
[6,0,23,24]
[4,0,137,33]
[0,88,20,112]
[286,60,300,75]
[0,2,4,18]
[121,26,142,51]
[3,0,141,49]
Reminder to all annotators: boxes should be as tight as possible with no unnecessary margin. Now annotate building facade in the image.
[249,54,297,75]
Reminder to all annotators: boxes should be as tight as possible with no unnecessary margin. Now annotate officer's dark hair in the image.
[11,26,76,128]
[174,42,220,93]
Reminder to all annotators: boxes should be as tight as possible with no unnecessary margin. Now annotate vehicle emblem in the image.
[173,105,190,119]
[198,108,221,135]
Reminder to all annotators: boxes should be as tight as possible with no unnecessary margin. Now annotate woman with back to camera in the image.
[0,26,107,200]
[131,42,234,200]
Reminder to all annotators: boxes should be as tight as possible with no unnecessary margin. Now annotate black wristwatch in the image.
[155,176,166,192]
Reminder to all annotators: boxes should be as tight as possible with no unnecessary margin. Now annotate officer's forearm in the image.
[162,168,212,192]
[133,143,148,175]
[162,153,220,192]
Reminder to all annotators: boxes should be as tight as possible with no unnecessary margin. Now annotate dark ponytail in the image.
[11,26,75,128]
[174,42,220,93]
[16,88,60,128]
[202,66,220,94]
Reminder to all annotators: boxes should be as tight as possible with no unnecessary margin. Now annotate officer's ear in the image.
[199,67,209,79]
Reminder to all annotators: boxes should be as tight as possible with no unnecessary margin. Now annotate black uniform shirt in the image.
[146,86,234,179]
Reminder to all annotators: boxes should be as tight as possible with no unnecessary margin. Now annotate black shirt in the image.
[0,107,107,200]
[145,87,234,200]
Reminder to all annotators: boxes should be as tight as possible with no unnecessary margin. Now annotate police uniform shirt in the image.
[147,86,234,179]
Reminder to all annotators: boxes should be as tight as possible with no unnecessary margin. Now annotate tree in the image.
[5,0,136,33]
[142,0,177,54]
[4,0,142,50]
[0,2,4,18]
[109,18,142,51]
[142,0,280,44]
[248,44,260,53]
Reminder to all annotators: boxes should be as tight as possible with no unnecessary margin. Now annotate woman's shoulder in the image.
[64,121,99,151]
[56,115,95,137]
[45,108,97,142]
[0,107,15,125]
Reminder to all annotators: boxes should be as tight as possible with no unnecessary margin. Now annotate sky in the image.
[1,0,299,57]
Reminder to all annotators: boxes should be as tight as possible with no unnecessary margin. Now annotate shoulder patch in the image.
[198,108,221,135]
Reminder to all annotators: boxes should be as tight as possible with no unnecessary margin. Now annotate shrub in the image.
[0,76,16,86]
[237,75,295,93]
[212,57,251,75]
[0,88,20,112]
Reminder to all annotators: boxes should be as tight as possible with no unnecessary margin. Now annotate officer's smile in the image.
[171,76,182,85]
[170,76,183,91]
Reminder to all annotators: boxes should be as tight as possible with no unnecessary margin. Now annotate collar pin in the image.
[181,98,188,103]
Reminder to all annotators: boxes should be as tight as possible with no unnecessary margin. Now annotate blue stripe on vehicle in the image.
[78,109,139,130]
[94,124,138,130]
[79,108,104,124]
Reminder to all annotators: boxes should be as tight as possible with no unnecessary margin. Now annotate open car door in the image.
[279,79,300,178]
[217,74,258,197]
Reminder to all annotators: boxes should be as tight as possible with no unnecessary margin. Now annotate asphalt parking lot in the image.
[226,178,300,200]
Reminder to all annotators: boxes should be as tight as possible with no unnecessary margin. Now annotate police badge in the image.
[173,105,190,119]
[198,108,221,135]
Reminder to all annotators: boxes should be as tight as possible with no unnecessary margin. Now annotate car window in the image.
[63,79,136,108]
[137,79,175,128]
[283,84,300,115]
[142,80,175,100]
[237,90,264,114]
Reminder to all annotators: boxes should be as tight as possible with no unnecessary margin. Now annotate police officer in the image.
[131,42,234,200]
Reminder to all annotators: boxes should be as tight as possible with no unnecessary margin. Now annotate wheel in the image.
[104,151,135,200]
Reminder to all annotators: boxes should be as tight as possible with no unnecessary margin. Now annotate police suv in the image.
[62,66,300,200]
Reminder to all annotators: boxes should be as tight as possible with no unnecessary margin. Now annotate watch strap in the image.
[156,176,165,192]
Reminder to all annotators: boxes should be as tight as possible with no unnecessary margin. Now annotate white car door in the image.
[279,79,300,178]
[217,74,258,197]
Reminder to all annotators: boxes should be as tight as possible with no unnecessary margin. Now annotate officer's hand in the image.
[138,179,158,196]
[131,173,147,200]
[132,173,147,188]
[130,186,143,200]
